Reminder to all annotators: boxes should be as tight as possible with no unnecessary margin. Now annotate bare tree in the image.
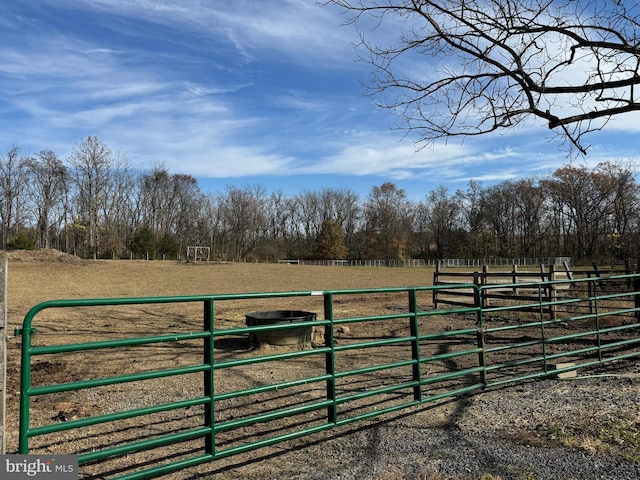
[293,190,324,254]
[136,167,206,259]
[137,166,173,245]
[68,136,113,258]
[320,187,361,257]
[101,151,135,258]
[292,188,362,258]
[325,0,640,153]
[458,181,500,257]
[23,150,69,249]
[218,185,267,260]
[415,186,464,258]
[541,162,637,259]
[169,173,206,255]
[362,182,414,259]
[479,184,518,257]
[262,190,296,260]
[481,179,552,257]
[0,147,29,248]
[602,162,640,258]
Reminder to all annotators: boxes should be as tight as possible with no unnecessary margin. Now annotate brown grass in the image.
[4,252,441,478]
[4,251,638,480]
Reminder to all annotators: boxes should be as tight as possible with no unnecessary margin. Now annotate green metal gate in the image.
[16,275,640,479]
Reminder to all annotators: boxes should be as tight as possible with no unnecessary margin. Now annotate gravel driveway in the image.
[201,374,640,480]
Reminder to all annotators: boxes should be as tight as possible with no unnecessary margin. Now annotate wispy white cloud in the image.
[46,0,359,67]
[311,140,467,176]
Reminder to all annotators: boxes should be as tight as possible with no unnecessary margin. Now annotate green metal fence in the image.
[16,274,640,479]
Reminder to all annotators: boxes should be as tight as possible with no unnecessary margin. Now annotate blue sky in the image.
[2,0,639,201]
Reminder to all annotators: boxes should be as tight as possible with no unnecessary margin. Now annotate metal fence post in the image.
[549,264,556,320]
[432,261,440,308]
[408,289,422,402]
[324,293,337,424]
[203,298,215,456]
[473,272,485,309]
[588,273,594,315]
[474,285,487,387]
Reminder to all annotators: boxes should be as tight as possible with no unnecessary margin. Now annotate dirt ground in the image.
[2,250,639,480]
[3,250,443,476]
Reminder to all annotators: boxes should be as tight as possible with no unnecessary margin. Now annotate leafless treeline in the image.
[2,137,639,262]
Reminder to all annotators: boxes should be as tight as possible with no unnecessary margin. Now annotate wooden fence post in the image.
[539,263,546,282]
[563,261,573,280]
[0,259,6,454]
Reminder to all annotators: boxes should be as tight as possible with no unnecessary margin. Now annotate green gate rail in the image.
[16,275,640,479]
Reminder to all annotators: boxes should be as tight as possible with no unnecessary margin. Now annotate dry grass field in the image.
[3,250,441,477]
[3,250,639,480]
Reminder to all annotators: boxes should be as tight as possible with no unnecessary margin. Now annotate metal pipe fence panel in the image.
[15,275,640,479]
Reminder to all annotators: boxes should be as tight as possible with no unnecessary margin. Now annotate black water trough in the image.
[245,310,316,346]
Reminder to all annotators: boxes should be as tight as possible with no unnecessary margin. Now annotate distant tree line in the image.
[2,136,639,262]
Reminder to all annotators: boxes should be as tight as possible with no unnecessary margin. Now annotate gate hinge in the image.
[14,327,37,337]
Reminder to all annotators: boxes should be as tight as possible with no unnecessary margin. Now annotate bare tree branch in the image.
[323,0,640,154]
